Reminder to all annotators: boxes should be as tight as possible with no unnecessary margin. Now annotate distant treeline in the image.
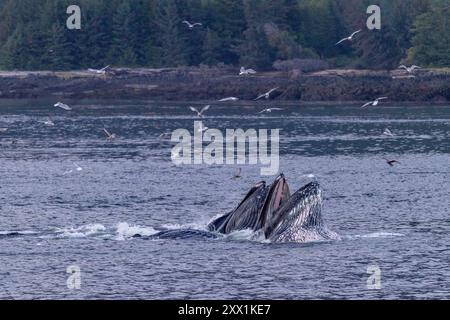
[0,0,448,71]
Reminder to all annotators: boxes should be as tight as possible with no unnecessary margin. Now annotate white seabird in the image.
[88,65,110,74]
[54,102,72,111]
[190,105,210,118]
[255,88,279,101]
[239,67,257,76]
[182,20,202,29]
[361,97,388,108]
[335,30,362,45]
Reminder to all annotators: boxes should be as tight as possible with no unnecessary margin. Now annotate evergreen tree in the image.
[153,0,187,67]
[407,3,450,67]
[202,28,222,65]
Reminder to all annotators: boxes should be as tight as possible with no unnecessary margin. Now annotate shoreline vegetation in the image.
[0,66,449,103]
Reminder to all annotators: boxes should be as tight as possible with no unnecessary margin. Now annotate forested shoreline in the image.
[0,0,448,71]
[0,67,448,102]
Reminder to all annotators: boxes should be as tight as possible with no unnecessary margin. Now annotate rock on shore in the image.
[0,67,448,103]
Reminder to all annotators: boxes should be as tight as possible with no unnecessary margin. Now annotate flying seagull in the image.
[88,65,110,74]
[197,123,209,133]
[398,65,421,73]
[259,108,284,114]
[103,128,116,141]
[336,30,362,45]
[255,88,279,101]
[190,105,210,118]
[54,102,72,111]
[182,20,202,29]
[44,116,55,126]
[219,97,239,102]
[239,67,257,76]
[383,128,394,137]
[384,158,400,167]
[159,132,172,139]
[232,168,242,179]
[361,97,388,108]
[63,162,83,175]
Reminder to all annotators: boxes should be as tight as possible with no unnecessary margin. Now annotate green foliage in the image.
[0,0,448,71]
[407,3,450,67]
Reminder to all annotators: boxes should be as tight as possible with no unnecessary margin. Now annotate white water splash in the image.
[55,223,106,238]
[349,232,405,239]
[115,222,158,241]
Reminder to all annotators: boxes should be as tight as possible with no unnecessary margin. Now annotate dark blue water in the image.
[0,99,449,299]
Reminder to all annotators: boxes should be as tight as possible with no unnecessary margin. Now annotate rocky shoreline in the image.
[0,67,449,103]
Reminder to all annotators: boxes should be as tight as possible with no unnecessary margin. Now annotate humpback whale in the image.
[207,174,339,243]
[149,174,339,243]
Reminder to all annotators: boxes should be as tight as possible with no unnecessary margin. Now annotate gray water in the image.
[0,99,449,300]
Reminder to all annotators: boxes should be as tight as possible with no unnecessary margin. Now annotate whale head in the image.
[265,181,327,242]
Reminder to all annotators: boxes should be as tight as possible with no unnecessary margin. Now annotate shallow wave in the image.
[115,222,158,240]
[53,223,107,238]
[347,232,405,239]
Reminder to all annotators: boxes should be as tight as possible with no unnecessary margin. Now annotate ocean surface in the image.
[0,99,449,300]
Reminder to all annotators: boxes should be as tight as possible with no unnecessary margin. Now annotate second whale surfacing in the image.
[207,174,339,243]
[149,174,339,243]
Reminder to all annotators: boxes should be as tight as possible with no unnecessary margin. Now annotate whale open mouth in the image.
[208,176,335,243]
[265,182,323,241]
[207,181,268,234]
[257,174,291,233]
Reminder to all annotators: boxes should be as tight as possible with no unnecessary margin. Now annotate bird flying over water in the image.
[103,128,116,141]
[218,97,239,102]
[239,67,257,76]
[54,102,72,111]
[197,123,209,133]
[384,158,400,167]
[361,97,388,108]
[63,162,83,175]
[255,88,279,101]
[335,30,362,45]
[398,65,421,73]
[232,168,242,179]
[159,132,172,139]
[258,108,284,114]
[383,128,394,137]
[88,65,110,74]
[190,105,210,118]
[44,116,55,126]
[182,20,202,29]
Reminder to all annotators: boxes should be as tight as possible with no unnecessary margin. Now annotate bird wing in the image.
[103,128,111,137]
[88,68,98,72]
[271,108,284,111]
[182,20,191,26]
[248,69,256,74]
[268,87,279,95]
[398,65,407,70]
[351,29,362,37]
[193,23,202,26]
[200,105,210,114]
[411,65,421,70]
[361,101,373,108]
[335,38,348,45]
[190,107,199,114]
[254,94,265,101]
[377,97,388,100]
[101,65,110,72]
